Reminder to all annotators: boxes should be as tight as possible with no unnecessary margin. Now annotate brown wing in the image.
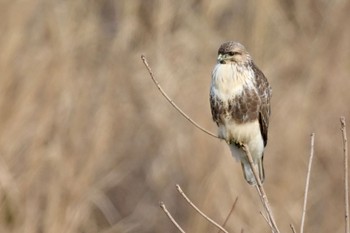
[210,88,260,127]
[209,93,224,126]
[252,62,271,147]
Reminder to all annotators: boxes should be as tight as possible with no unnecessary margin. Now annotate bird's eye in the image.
[228,51,239,56]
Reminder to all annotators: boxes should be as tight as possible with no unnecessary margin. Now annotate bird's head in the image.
[217,41,251,65]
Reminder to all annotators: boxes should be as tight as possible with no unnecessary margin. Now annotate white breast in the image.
[210,63,263,161]
[210,63,255,102]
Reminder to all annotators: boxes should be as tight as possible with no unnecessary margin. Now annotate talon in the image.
[231,140,243,148]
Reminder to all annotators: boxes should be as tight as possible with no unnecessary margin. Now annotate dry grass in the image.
[0,0,349,232]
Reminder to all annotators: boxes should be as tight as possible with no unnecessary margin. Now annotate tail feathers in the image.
[241,159,265,185]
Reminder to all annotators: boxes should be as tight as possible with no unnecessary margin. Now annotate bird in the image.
[209,41,271,185]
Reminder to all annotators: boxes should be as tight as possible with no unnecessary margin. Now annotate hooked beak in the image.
[217,54,227,64]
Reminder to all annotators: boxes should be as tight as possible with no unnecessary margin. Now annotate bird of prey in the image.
[209,41,271,185]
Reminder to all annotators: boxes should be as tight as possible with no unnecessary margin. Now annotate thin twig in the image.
[300,133,315,233]
[175,184,229,233]
[217,197,239,233]
[242,144,280,233]
[341,117,349,233]
[290,224,297,233]
[141,55,218,139]
[160,201,186,233]
[259,211,274,230]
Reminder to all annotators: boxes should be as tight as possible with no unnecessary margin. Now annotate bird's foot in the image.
[229,139,244,148]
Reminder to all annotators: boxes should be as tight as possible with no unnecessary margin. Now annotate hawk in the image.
[209,41,271,185]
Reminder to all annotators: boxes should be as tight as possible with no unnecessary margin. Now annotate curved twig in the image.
[141,55,218,139]
[176,184,229,233]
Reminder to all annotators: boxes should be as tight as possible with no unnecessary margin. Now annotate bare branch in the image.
[217,197,239,233]
[300,133,315,233]
[341,117,349,233]
[241,144,280,233]
[141,55,218,139]
[175,184,229,233]
[160,201,186,233]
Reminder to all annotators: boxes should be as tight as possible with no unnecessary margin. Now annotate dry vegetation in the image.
[0,0,350,232]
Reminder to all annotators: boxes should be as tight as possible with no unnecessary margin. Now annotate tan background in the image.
[0,0,349,232]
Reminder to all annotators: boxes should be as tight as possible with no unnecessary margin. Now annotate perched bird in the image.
[209,41,271,185]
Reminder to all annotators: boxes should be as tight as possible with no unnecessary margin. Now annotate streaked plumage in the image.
[209,41,271,185]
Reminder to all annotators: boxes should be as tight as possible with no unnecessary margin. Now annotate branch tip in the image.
[300,133,316,233]
[340,117,349,233]
[159,201,165,208]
